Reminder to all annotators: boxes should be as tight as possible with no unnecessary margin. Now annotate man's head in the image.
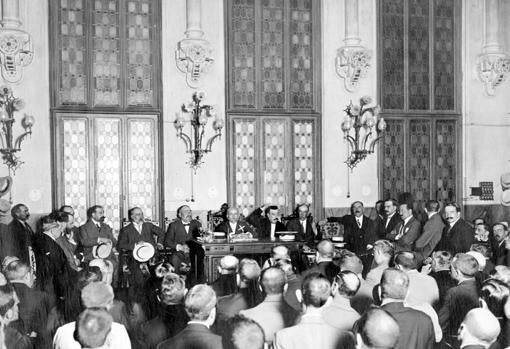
[316,240,334,262]
[398,202,412,220]
[238,259,261,286]
[451,253,479,281]
[381,268,409,301]
[459,308,500,347]
[41,214,65,239]
[296,204,309,221]
[218,255,239,275]
[88,205,104,222]
[481,278,510,318]
[333,271,360,298]
[444,202,461,225]
[129,207,144,223]
[265,205,279,224]
[394,251,417,271]
[0,284,19,324]
[81,282,114,310]
[226,207,240,224]
[384,199,398,217]
[184,284,217,326]
[375,200,384,216]
[299,273,331,309]
[159,273,186,305]
[11,203,29,221]
[355,308,399,349]
[223,315,265,349]
[373,240,394,266]
[271,245,290,262]
[260,267,286,296]
[492,222,509,243]
[351,201,364,218]
[3,260,35,288]
[466,251,486,271]
[177,205,192,223]
[431,251,452,272]
[76,308,113,349]
[59,205,75,216]
[339,253,363,276]
[425,200,440,214]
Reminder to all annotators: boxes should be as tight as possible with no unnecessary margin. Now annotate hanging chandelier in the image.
[174,91,224,171]
[341,96,386,169]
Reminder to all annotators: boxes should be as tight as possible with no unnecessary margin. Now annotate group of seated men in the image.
[0,196,508,348]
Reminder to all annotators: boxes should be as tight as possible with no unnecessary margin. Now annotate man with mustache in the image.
[78,205,117,263]
[436,202,474,254]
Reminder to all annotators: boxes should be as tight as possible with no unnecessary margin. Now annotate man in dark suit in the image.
[380,268,435,349]
[304,240,340,283]
[327,201,376,258]
[78,205,117,263]
[0,203,35,268]
[491,222,509,266]
[376,198,402,239]
[164,205,204,283]
[421,250,456,310]
[436,202,475,254]
[247,205,286,239]
[285,203,318,245]
[4,259,54,348]
[157,284,222,349]
[118,207,165,251]
[386,202,421,252]
[414,200,445,264]
[438,253,480,348]
[215,207,254,237]
[458,308,501,349]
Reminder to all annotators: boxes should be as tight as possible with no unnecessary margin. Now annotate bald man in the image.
[215,207,254,237]
[240,267,298,346]
[355,308,400,349]
[322,271,361,330]
[458,308,501,349]
[304,240,340,283]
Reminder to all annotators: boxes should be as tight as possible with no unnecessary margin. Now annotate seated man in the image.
[322,271,360,330]
[262,245,291,270]
[117,207,165,252]
[76,308,113,349]
[458,308,501,349]
[354,308,400,349]
[222,315,265,349]
[157,284,222,349]
[164,205,204,283]
[285,204,318,245]
[365,240,394,287]
[304,240,339,283]
[385,201,421,252]
[246,205,286,239]
[215,207,254,239]
[210,255,239,297]
[240,267,298,346]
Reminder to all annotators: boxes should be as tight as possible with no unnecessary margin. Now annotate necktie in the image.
[96,223,101,230]
[357,219,362,228]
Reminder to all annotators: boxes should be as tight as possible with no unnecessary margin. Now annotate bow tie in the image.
[183,223,190,227]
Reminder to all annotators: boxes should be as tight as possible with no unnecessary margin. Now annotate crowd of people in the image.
[0,196,508,349]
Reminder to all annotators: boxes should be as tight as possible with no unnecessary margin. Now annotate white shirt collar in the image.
[44,231,57,241]
[403,215,413,225]
[187,320,210,329]
[449,218,460,227]
[386,212,395,220]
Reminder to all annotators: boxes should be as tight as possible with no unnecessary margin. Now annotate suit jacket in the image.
[240,294,299,344]
[246,208,286,239]
[491,239,508,266]
[304,261,340,284]
[386,216,421,252]
[163,219,201,249]
[33,233,76,301]
[376,213,402,239]
[214,220,254,236]
[329,215,376,256]
[439,279,480,342]
[414,213,445,263]
[429,270,457,310]
[0,220,33,266]
[382,301,435,349]
[78,220,116,262]
[436,218,474,254]
[157,323,223,349]
[322,295,360,331]
[56,235,80,271]
[137,304,188,349]
[286,217,317,244]
[117,222,165,251]
[274,313,343,349]
[406,270,440,307]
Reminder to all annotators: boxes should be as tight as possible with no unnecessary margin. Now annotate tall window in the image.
[226,0,321,217]
[50,0,162,231]
[378,0,461,209]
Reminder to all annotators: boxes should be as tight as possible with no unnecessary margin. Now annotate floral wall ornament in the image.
[341,95,385,169]
[0,86,34,172]
[336,45,372,92]
[0,0,33,83]
[175,0,214,88]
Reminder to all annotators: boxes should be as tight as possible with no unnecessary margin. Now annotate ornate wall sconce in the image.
[341,96,385,169]
[0,0,34,83]
[176,0,214,88]
[335,0,371,92]
[476,0,510,96]
[0,86,34,172]
[174,91,223,171]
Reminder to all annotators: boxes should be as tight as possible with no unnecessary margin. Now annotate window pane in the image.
[293,120,314,205]
[434,0,455,110]
[127,119,157,221]
[435,120,456,202]
[382,119,406,199]
[263,119,287,207]
[408,120,431,205]
[58,0,87,105]
[233,119,257,218]
[62,118,89,225]
[95,118,122,232]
